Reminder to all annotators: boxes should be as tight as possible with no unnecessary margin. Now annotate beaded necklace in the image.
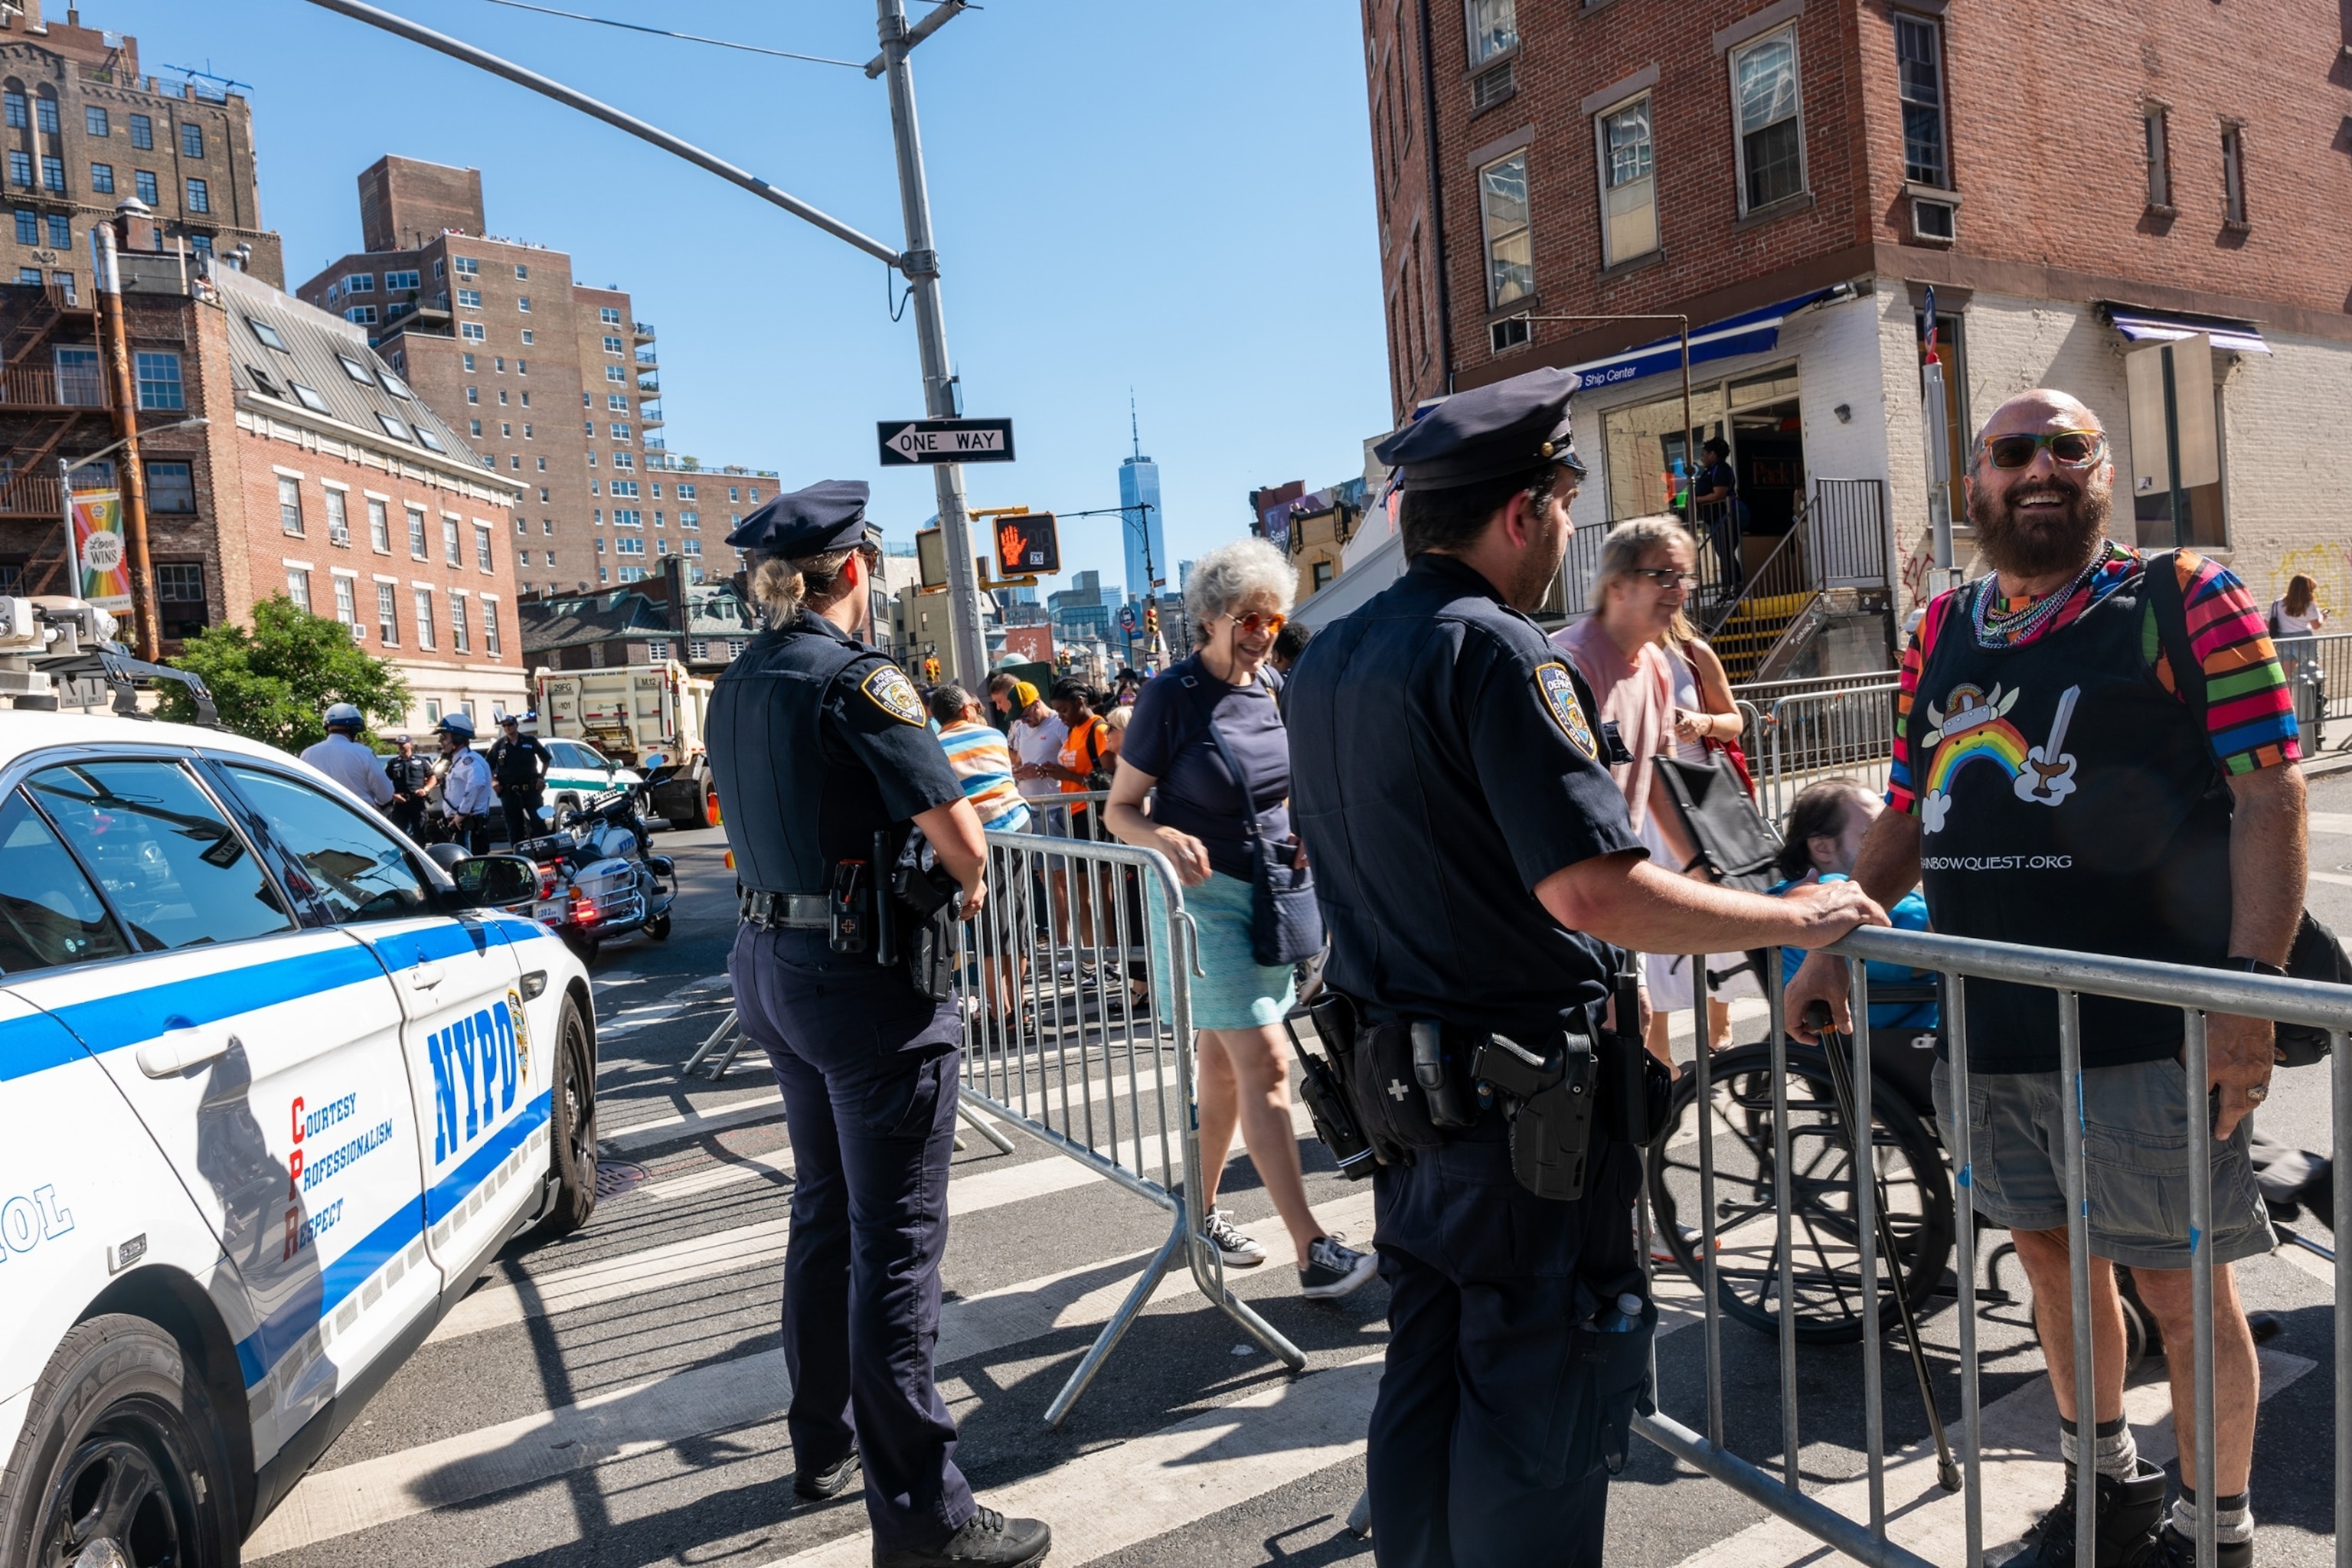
[1969,544,2109,650]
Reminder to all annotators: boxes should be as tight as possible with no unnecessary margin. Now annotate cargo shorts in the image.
[1931,1054,2275,1271]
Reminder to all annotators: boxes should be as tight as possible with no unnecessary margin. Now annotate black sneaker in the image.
[1201,1208,1266,1267]
[2150,1521,2252,1568]
[1300,1234,1377,1300]
[792,1444,858,1501]
[876,1505,1051,1567]
[2008,1459,2167,1567]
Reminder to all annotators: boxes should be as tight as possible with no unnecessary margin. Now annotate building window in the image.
[682,538,701,557]
[482,599,501,657]
[516,295,531,312]
[518,329,532,345]
[8,152,31,188]
[385,268,419,289]
[2,91,21,129]
[32,93,54,134]
[453,256,479,276]
[40,157,64,194]
[1598,97,1659,264]
[322,487,349,545]
[605,365,626,383]
[135,351,184,410]
[616,536,645,555]
[2144,106,2171,210]
[456,288,481,309]
[460,322,485,342]
[1465,0,1516,66]
[145,461,194,513]
[469,419,482,437]
[48,270,70,302]
[1732,30,1806,212]
[407,506,428,559]
[680,510,699,528]
[157,563,203,600]
[278,475,304,535]
[286,569,311,612]
[449,592,469,653]
[333,574,358,635]
[133,169,157,204]
[690,638,709,660]
[647,637,669,662]
[367,495,390,552]
[43,213,66,249]
[1893,15,1949,188]
[413,587,436,649]
[344,273,374,294]
[11,209,30,244]
[442,515,461,564]
[2221,124,2248,226]
[603,335,624,354]
[84,106,107,137]
[129,113,152,150]
[344,305,376,325]
[599,305,621,325]
[180,122,204,158]
[1477,151,1534,309]
[613,451,634,470]
[377,581,398,645]
[611,479,639,498]
[475,524,493,571]
[88,162,113,194]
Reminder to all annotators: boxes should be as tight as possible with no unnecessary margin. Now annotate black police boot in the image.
[875,1505,1051,1567]
[792,1444,858,1501]
[2009,1459,2167,1568]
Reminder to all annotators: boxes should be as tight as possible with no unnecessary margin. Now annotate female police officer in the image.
[1285,371,1880,1566]
[707,480,1050,1568]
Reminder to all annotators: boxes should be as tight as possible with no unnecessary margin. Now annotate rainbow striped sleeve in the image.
[2153,552,2302,774]
[1885,591,1955,815]
[938,722,1031,831]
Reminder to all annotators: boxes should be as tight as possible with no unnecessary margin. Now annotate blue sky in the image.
[102,0,1393,594]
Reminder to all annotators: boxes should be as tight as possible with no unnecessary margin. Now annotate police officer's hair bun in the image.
[749,547,857,622]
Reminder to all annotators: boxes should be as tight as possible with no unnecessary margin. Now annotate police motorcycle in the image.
[510,786,675,961]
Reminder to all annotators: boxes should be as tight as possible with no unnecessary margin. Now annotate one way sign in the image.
[877,417,1017,466]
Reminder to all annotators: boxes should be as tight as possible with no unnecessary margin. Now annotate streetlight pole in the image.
[876,0,985,686]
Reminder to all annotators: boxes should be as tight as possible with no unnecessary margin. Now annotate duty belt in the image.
[739,889,829,929]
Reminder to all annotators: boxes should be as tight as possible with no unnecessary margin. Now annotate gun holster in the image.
[1471,1030,1599,1202]
[885,828,958,1002]
[1285,992,1377,1179]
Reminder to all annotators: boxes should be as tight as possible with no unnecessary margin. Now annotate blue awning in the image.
[1565,288,1840,390]
[2102,302,2270,356]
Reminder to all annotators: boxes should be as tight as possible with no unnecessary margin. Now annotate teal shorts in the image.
[1146,870,1295,1033]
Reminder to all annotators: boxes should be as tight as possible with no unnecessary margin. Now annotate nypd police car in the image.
[0,709,597,1566]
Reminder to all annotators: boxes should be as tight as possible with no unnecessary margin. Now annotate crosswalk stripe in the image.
[756,1354,1389,1568]
[428,1154,1119,1345]
[1665,1346,2317,1567]
[2308,810,2352,835]
[248,1176,1376,1555]
[601,1089,786,1151]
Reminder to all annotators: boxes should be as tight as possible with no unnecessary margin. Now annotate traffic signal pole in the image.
[877,0,986,686]
[303,0,989,683]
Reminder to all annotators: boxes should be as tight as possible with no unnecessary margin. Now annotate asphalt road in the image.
[243,766,2352,1568]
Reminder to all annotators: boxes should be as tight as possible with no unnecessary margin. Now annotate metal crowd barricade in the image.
[952,818,1307,1427]
[2286,630,2348,751]
[1645,926,2352,1568]
[1748,679,1902,821]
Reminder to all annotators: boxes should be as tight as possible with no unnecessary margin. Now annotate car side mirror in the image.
[452,853,537,908]
[603,760,617,776]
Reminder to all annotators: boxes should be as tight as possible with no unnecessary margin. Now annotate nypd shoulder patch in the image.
[861,663,926,725]
[1534,662,1599,760]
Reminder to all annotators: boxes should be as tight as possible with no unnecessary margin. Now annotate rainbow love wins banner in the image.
[72,489,130,609]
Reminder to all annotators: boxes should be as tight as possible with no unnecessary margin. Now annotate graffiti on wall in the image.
[2271,543,2352,618]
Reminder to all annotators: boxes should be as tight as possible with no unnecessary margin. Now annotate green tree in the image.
[157,594,410,752]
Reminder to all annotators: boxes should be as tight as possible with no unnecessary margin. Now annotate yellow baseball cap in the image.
[1011,681,1039,707]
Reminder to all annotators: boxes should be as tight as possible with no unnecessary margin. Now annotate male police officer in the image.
[1285,368,1882,1566]
[301,702,397,810]
[706,480,1050,1568]
[488,714,551,847]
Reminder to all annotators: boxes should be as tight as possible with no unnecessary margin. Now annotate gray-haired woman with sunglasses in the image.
[1103,537,1376,1302]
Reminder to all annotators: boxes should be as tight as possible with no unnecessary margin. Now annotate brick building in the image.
[0,2,280,297]
[1361,0,2352,649]
[0,242,524,727]
[297,157,789,600]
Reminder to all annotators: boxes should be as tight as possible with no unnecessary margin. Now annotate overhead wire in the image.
[478,0,864,67]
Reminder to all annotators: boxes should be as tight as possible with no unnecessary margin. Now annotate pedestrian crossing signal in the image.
[995,513,1060,577]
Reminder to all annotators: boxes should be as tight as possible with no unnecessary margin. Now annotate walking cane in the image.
[1803,1001,1961,1494]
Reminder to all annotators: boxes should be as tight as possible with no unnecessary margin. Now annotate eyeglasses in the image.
[1227,611,1287,636]
[1630,569,1699,590]
[1982,430,2106,470]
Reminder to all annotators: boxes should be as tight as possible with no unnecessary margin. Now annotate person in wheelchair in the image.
[1769,777,1937,1034]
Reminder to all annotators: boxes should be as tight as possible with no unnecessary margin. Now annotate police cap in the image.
[725,479,876,554]
[1374,366,1587,490]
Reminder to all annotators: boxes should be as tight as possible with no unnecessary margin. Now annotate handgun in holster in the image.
[828,859,870,954]
[1284,991,1377,1179]
[1470,1029,1598,1201]
[884,828,959,1001]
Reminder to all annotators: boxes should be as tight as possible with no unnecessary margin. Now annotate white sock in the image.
[2173,1489,2253,1545]
[2057,1416,2138,1481]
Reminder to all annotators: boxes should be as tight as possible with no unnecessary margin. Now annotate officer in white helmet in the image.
[300,702,397,809]
[435,712,496,854]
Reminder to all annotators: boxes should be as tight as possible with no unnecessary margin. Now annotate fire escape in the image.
[0,281,113,594]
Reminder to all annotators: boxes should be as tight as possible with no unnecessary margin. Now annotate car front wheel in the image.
[0,1315,237,1568]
